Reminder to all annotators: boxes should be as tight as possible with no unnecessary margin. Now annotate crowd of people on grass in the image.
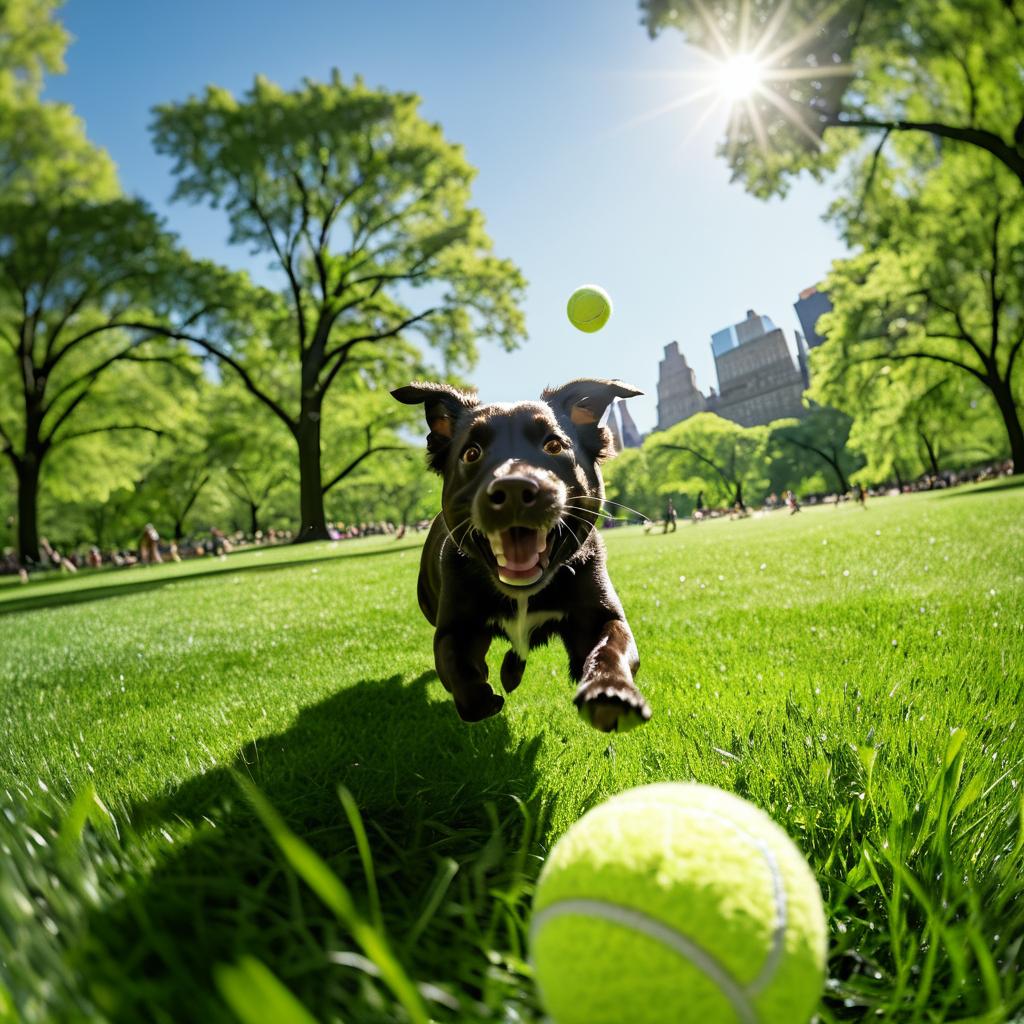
[2,459,1014,581]
[634,457,1015,532]
[1,517,433,582]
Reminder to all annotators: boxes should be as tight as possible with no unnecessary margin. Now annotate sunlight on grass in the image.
[1,485,1022,1022]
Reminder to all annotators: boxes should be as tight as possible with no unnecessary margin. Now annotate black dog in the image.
[391,378,652,733]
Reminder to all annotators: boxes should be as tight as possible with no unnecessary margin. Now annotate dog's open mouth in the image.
[487,526,552,587]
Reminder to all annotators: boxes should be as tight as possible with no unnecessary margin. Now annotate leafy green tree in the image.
[640,0,1024,198]
[602,447,663,522]
[834,360,1008,486]
[0,184,223,561]
[0,0,68,100]
[770,407,861,494]
[648,413,769,508]
[813,153,1023,472]
[151,72,526,542]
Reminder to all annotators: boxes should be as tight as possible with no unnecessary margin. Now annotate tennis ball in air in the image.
[531,783,828,1024]
[567,284,612,333]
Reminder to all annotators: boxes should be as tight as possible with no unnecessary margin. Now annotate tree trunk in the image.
[296,409,329,542]
[828,454,849,494]
[250,502,260,537]
[16,456,41,565]
[919,431,941,477]
[990,377,1024,475]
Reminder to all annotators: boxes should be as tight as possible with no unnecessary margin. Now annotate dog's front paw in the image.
[454,684,505,723]
[574,676,651,733]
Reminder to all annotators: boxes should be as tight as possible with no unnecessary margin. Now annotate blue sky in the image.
[47,0,845,432]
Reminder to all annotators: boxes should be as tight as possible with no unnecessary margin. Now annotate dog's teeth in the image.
[488,532,504,557]
[536,529,546,554]
[496,553,507,567]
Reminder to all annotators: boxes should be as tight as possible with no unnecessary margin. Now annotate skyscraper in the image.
[617,400,643,448]
[710,310,806,427]
[656,341,706,430]
[794,286,832,349]
[653,311,808,432]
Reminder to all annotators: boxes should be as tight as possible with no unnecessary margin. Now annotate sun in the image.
[712,53,765,103]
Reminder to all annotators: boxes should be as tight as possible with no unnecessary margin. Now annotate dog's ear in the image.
[392,381,480,472]
[541,379,643,460]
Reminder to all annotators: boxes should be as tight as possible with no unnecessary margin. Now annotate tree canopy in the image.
[640,0,1024,198]
[151,72,527,541]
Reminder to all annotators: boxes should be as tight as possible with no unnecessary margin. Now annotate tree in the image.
[602,447,663,522]
[648,413,769,507]
[0,0,68,101]
[0,2,212,562]
[770,407,861,494]
[151,72,526,542]
[813,153,1024,472]
[824,355,1008,487]
[640,0,1024,199]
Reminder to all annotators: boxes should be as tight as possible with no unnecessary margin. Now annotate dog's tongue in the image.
[499,527,545,571]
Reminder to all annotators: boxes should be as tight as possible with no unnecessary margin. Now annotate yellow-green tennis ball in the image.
[531,783,828,1024]
[567,284,612,333]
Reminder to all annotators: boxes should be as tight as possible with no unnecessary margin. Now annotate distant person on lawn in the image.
[663,498,677,533]
[139,523,162,564]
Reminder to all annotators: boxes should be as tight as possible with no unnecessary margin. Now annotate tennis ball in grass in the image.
[567,284,612,333]
[530,783,828,1024]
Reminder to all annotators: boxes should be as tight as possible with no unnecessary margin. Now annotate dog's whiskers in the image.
[571,494,650,523]
[557,516,584,551]
[563,504,632,524]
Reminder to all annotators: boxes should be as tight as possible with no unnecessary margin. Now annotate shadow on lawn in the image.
[0,543,417,617]
[83,671,547,1024]
[938,476,1024,499]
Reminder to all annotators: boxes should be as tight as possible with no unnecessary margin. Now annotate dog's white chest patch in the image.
[493,599,565,660]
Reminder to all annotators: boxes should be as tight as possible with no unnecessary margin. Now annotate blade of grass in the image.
[232,771,429,1024]
[214,956,321,1024]
[337,785,381,932]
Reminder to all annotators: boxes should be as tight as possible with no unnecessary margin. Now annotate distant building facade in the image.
[654,309,807,432]
[656,341,706,430]
[604,399,643,453]
[794,286,832,349]
[616,400,643,448]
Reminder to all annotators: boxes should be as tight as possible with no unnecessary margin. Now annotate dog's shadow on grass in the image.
[86,671,548,1023]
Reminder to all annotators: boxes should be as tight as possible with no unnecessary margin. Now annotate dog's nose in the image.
[487,474,538,510]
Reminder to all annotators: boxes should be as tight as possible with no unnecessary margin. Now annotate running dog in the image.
[391,378,651,733]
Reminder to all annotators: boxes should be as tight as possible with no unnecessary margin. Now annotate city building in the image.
[616,400,643,449]
[794,286,832,349]
[604,399,643,453]
[654,309,808,432]
[656,341,706,430]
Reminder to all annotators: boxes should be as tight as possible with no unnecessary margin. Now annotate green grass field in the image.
[2,482,1023,1023]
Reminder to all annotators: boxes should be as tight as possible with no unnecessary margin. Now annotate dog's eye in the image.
[543,438,565,455]
[462,444,482,464]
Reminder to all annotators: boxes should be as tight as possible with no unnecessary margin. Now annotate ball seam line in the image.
[582,800,790,994]
[530,898,759,1024]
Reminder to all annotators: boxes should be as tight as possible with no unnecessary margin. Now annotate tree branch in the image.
[988,209,1002,361]
[654,443,734,492]
[848,347,990,384]
[321,445,408,496]
[856,127,891,219]
[50,423,166,447]
[825,116,1024,185]
[109,322,298,436]
[322,308,437,371]
[240,181,308,350]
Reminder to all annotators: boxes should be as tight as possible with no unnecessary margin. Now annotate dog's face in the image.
[393,379,642,594]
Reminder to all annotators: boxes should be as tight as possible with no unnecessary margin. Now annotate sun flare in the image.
[712,53,765,103]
